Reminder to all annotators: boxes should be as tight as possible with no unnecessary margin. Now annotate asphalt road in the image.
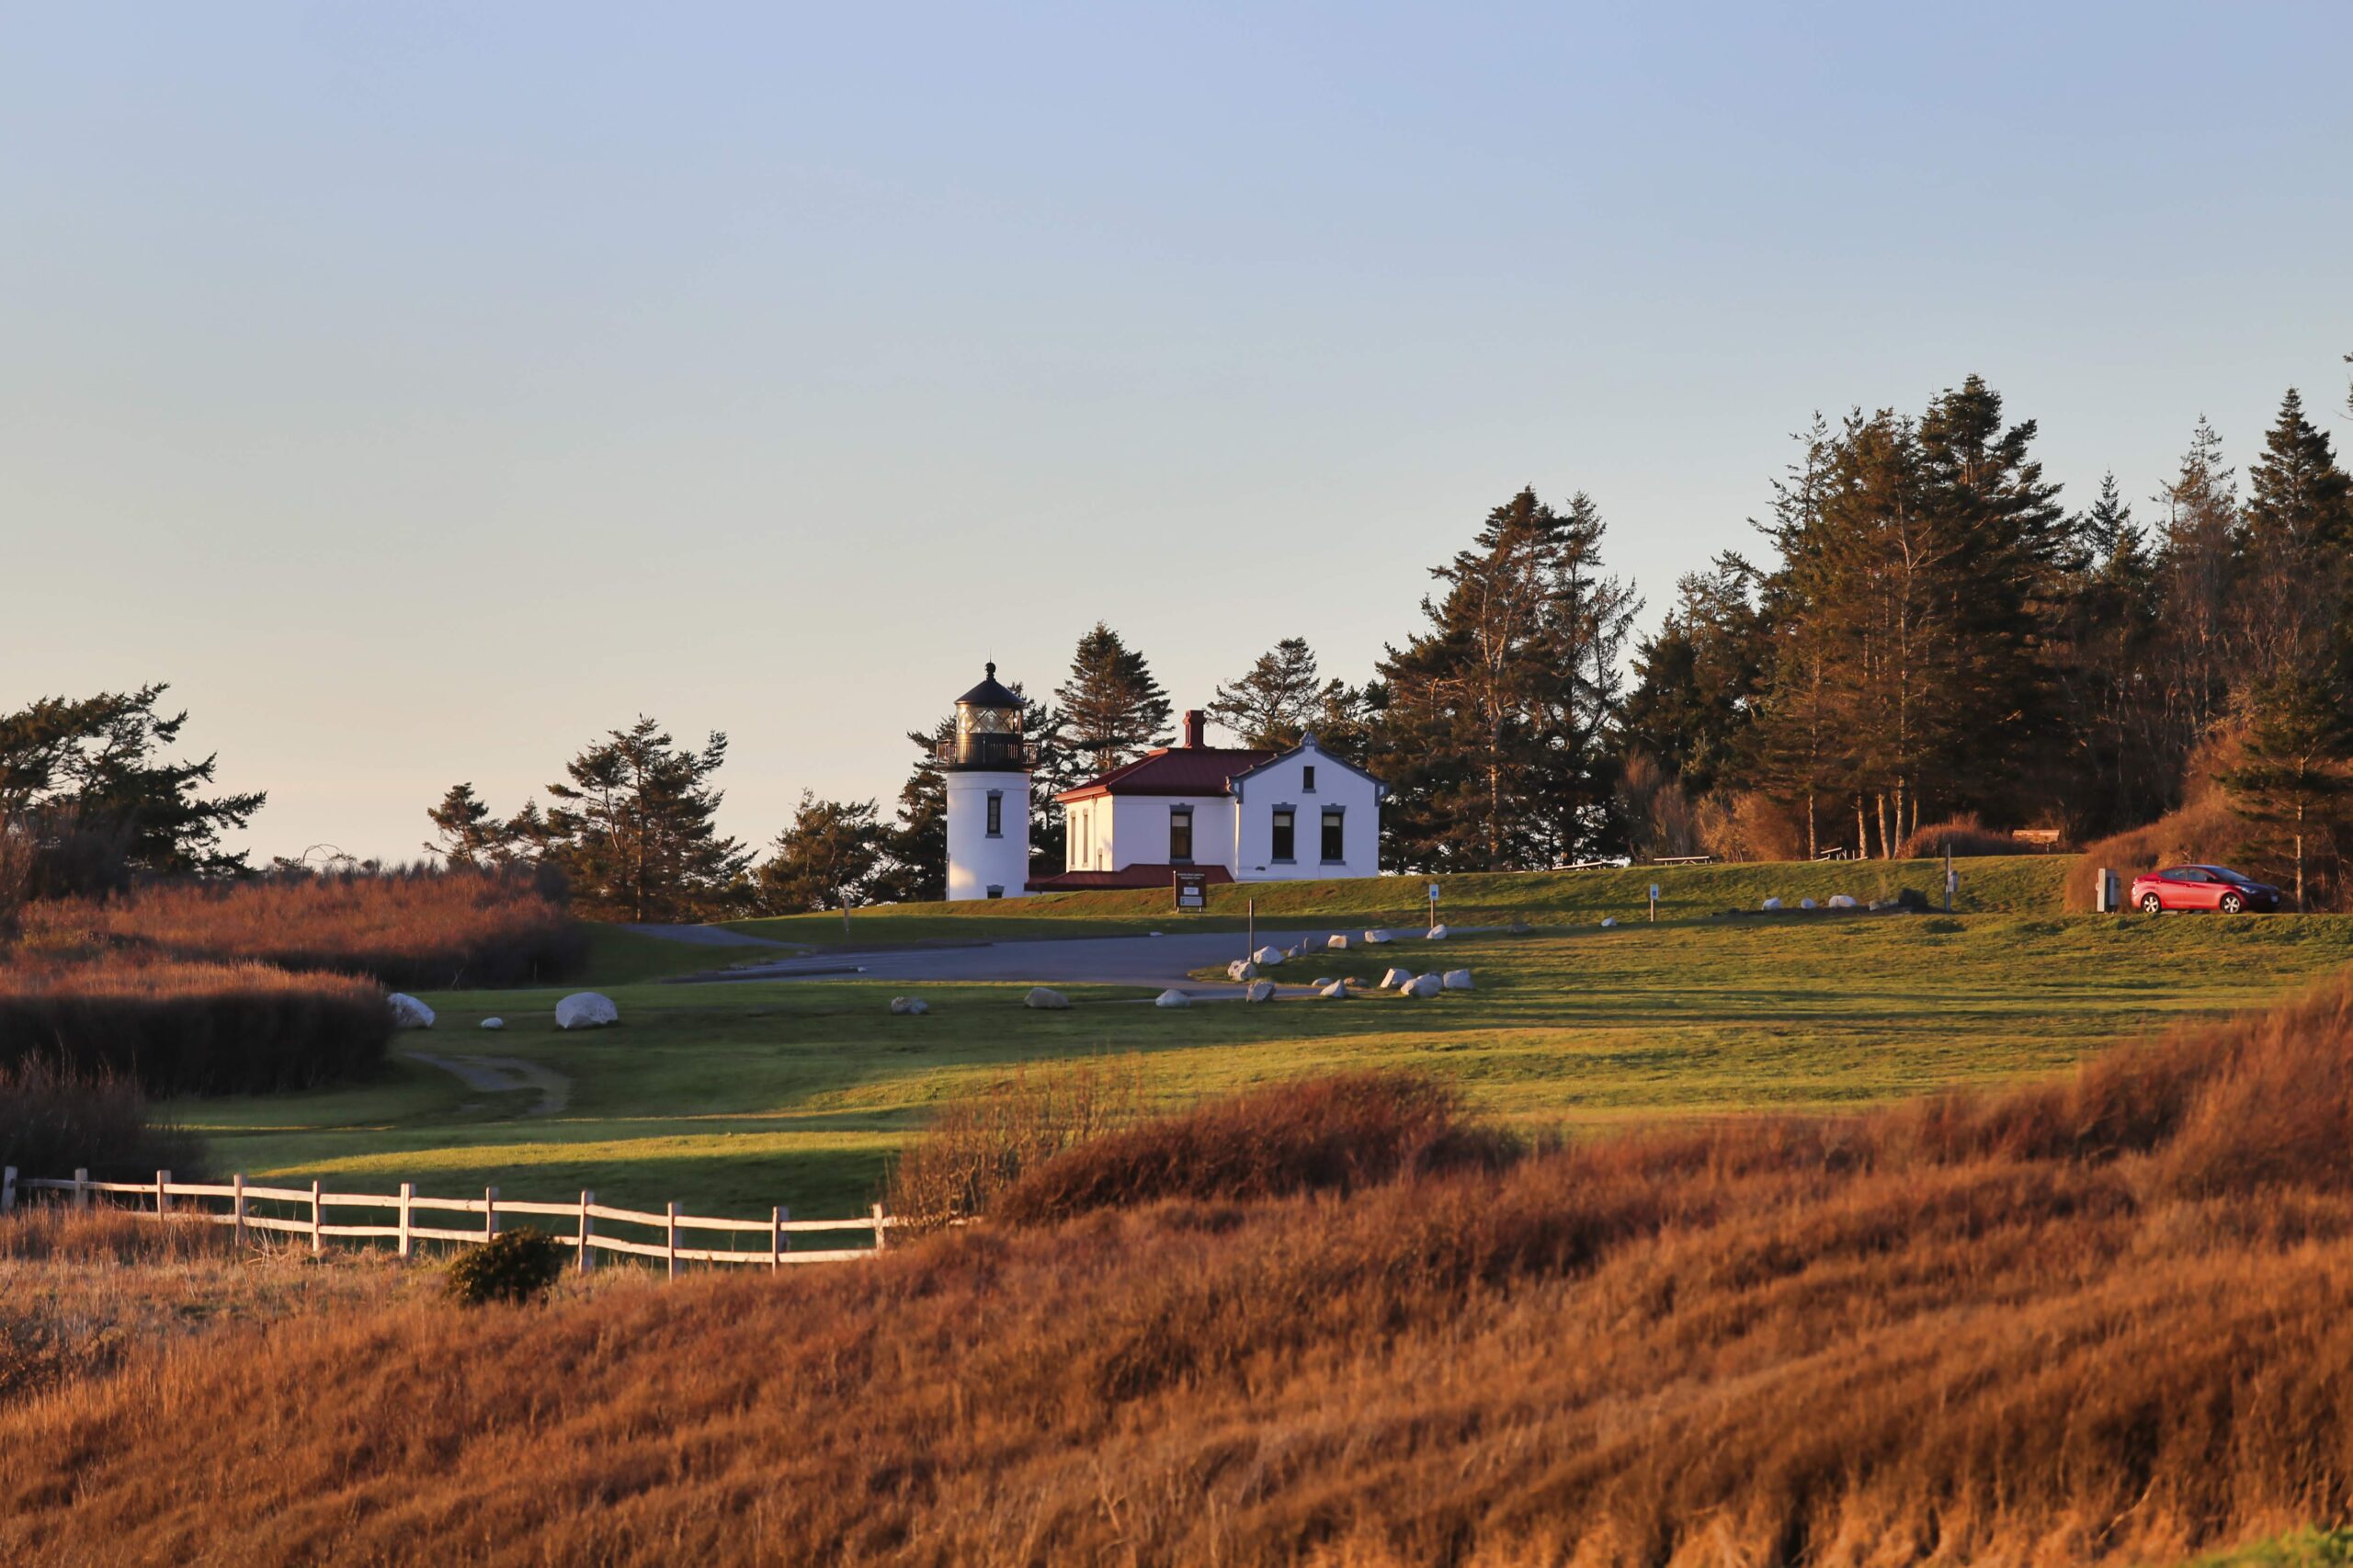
[681,926,1457,995]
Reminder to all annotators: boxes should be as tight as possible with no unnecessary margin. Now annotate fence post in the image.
[665,1201,679,1280]
[232,1173,247,1249]
[2,1166,15,1215]
[484,1186,499,1244]
[577,1190,595,1273]
[397,1182,414,1260]
[156,1169,171,1221]
[73,1168,88,1213]
[871,1200,888,1254]
[310,1178,324,1256]
[770,1205,784,1271]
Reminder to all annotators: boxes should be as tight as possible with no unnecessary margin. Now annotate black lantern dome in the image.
[944,663,1035,770]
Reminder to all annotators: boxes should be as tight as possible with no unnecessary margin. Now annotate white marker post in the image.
[1427,882,1439,934]
[1945,847,1958,915]
[1650,882,1660,924]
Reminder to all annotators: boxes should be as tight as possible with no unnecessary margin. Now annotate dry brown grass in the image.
[23,865,584,989]
[9,986,2353,1562]
[0,1057,199,1181]
[1896,811,2041,858]
[884,1057,1146,1232]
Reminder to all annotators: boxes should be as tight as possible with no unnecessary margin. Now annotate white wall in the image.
[1230,742,1381,881]
[945,769,1032,900]
[1104,793,1233,872]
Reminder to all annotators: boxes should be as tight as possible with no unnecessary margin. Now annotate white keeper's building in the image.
[937,665,1385,900]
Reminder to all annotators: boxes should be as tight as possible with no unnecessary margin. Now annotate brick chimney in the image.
[1182,709,1206,748]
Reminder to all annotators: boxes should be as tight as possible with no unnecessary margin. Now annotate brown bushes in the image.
[25,865,584,989]
[0,1058,200,1181]
[0,957,390,1096]
[883,1058,1144,1231]
[1894,811,2038,858]
[18,990,2353,1561]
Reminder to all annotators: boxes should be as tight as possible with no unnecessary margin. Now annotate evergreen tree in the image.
[1375,488,1637,869]
[0,684,265,892]
[756,793,885,917]
[2051,473,2165,834]
[1053,624,1172,776]
[2242,389,2353,687]
[1208,638,1326,748]
[870,720,952,905]
[1622,554,1764,795]
[2222,673,2353,913]
[540,718,749,923]
[2148,416,2244,778]
[424,782,525,867]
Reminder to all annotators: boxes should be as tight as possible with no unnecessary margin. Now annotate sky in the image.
[3,3,2349,865]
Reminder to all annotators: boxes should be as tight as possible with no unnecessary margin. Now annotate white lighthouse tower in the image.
[942,664,1033,901]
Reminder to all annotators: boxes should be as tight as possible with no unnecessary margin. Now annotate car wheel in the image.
[2219,892,2245,914]
[2140,893,2163,914]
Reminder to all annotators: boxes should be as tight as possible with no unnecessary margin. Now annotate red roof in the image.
[1055,746,1276,803]
[1026,863,1235,893]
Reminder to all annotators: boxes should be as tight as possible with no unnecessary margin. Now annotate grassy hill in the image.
[717,854,2073,950]
[180,904,2353,1219]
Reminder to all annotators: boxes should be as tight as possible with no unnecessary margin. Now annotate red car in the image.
[2129,864,2283,915]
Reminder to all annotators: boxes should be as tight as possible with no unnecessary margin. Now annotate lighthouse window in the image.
[1321,808,1345,863]
[1271,808,1295,863]
[985,790,1003,838]
[1302,766,1316,792]
[1168,805,1193,863]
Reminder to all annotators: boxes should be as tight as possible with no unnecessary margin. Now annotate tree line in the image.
[11,362,2348,920]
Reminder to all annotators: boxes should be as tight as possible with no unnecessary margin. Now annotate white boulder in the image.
[1828,893,1859,910]
[1253,946,1286,967]
[1363,929,1392,945]
[1600,916,1618,928]
[1155,989,1191,1008]
[1227,959,1257,982]
[1312,976,1337,989]
[1762,897,1784,912]
[1403,973,1444,998]
[554,992,618,1030]
[1800,897,1818,911]
[388,994,435,1030]
[889,995,929,1017]
[1024,987,1070,1010]
[1442,969,1473,991]
[1316,980,1348,999]
[1426,924,1449,940]
[1245,980,1277,1003]
[1326,935,1350,950]
[1380,967,1415,990]
[479,1017,505,1031]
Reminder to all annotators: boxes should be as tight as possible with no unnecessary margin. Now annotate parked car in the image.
[2129,864,2283,915]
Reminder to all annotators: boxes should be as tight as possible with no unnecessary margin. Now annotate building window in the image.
[986,884,1004,900]
[1271,808,1295,863]
[1078,812,1090,867]
[1321,807,1345,863]
[985,790,1003,838]
[1302,766,1316,792]
[1168,805,1193,863]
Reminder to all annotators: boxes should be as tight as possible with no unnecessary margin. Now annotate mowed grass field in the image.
[175,854,2353,1223]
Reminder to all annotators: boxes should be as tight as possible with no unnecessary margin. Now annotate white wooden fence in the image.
[0,1165,894,1278]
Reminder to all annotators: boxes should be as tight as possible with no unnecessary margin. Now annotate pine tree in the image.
[2052,474,2165,834]
[1623,554,1764,795]
[1053,624,1172,777]
[425,782,522,867]
[1376,488,1637,869]
[1208,638,1326,748]
[540,718,749,923]
[2222,673,2353,912]
[2243,389,2353,687]
[870,721,952,905]
[2149,416,2244,777]
[756,793,885,919]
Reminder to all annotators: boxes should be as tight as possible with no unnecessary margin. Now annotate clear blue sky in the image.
[4,3,2348,863]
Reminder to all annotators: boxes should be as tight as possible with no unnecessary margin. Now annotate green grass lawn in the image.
[176,903,2353,1225]
[717,854,2074,949]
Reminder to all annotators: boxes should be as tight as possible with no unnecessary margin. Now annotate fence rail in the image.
[0,1165,893,1278]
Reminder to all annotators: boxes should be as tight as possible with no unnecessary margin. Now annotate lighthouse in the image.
[942,663,1034,901]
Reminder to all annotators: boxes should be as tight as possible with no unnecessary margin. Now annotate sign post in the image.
[1944,847,1958,915]
[1173,869,1209,913]
[1649,882,1660,924]
[1427,882,1440,934]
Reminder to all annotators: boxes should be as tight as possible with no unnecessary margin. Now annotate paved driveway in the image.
[683,926,1449,995]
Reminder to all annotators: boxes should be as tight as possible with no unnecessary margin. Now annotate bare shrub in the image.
[0,1057,201,1181]
[1695,789,1804,862]
[884,1058,1145,1232]
[993,1071,1519,1227]
[1895,811,2033,858]
[1617,754,1702,859]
